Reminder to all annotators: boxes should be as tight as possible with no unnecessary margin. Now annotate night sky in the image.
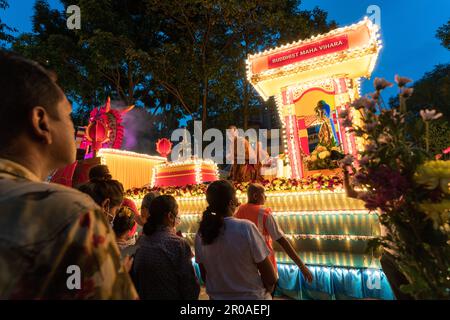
[2,0,449,100]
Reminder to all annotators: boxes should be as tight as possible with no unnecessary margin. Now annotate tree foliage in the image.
[436,19,450,50]
[0,0,16,47]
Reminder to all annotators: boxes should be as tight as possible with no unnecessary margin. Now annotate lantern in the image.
[156,138,172,158]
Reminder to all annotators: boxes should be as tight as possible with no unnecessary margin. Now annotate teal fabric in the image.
[191,261,394,300]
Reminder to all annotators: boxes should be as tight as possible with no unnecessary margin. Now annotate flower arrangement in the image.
[125,174,343,200]
[305,143,344,170]
[341,75,450,299]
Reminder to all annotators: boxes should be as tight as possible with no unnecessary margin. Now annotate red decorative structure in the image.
[156,138,173,158]
[81,97,134,157]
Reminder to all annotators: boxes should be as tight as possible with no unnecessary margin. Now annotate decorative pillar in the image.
[281,88,303,179]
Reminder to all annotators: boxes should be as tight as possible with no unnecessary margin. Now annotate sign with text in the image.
[268,34,349,69]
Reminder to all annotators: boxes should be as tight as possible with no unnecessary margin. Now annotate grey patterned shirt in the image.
[131,227,200,300]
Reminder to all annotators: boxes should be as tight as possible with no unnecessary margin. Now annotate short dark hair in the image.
[141,191,161,209]
[143,195,178,236]
[0,50,63,147]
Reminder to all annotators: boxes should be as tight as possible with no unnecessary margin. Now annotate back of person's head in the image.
[0,51,76,171]
[247,183,265,204]
[141,191,161,210]
[143,195,178,236]
[78,179,124,221]
[113,206,136,238]
[199,180,237,245]
[89,165,112,181]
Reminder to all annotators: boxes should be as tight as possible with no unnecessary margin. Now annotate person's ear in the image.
[101,198,110,212]
[30,106,52,144]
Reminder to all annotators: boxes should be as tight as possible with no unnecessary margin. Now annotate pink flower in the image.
[377,134,392,144]
[365,121,378,131]
[339,109,349,119]
[400,87,414,99]
[342,118,353,127]
[395,74,412,87]
[340,155,354,167]
[365,142,377,152]
[351,97,375,111]
[359,156,370,166]
[420,109,442,121]
[374,77,393,91]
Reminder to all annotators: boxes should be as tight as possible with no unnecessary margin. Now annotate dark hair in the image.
[198,180,236,245]
[0,51,63,148]
[78,179,124,208]
[143,195,177,236]
[113,207,136,237]
[141,191,161,209]
[89,165,112,181]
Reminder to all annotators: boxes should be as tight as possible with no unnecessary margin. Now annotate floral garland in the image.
[125,174,343,200]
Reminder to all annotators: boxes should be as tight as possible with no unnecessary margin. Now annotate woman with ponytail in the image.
[195,180,277,300]
[131,195,200,300]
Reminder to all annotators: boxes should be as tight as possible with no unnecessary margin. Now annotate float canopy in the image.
[246,18,382,101]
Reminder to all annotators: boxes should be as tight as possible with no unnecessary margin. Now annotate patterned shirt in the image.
[0,159,138,299]
[131,227,200,300]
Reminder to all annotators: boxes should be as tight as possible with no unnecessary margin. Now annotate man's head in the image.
[247,183,266,205]
[0,51,76,178]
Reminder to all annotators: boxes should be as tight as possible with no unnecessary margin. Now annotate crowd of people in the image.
[0,51,315,300]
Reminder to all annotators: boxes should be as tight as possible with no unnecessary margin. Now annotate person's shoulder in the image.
[12,180,101,220]
[228,217,255,229]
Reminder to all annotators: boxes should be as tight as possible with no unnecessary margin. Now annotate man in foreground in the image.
[0,51,137,299]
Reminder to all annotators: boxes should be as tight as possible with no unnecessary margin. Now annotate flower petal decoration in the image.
[395,74,412,87]
[374,77,393,91]
[420,109,443,121]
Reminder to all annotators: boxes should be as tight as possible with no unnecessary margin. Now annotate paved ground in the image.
[199,287,292,300]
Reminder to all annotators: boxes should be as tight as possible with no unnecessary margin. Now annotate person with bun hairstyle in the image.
[78,178,124,224]
[113,206,138,259]
[195,180,277,300]
[131,195,200,300]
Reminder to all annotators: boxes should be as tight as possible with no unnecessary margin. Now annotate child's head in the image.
[113,206,136,239]
[247,183,266,205]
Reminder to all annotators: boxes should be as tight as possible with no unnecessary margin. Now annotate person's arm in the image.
[264,213,313,283]
[343,168,359,199]
[199,263,207,283]
[178,241,201,300]
[256,257,277,293]
[276,237,313,283]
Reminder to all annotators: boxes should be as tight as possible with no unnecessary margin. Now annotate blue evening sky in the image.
[2,0,449,100]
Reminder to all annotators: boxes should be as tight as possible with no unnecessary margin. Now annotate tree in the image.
[436,19,450,50]
[0,0,16,47]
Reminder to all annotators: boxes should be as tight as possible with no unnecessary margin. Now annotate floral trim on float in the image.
[126,174,344,200]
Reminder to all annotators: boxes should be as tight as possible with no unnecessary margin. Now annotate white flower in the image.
[420,109,443,121]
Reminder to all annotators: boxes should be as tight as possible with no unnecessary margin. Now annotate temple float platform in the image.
[128,175,395,300]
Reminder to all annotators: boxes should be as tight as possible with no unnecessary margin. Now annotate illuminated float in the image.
[142,17,392,299]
